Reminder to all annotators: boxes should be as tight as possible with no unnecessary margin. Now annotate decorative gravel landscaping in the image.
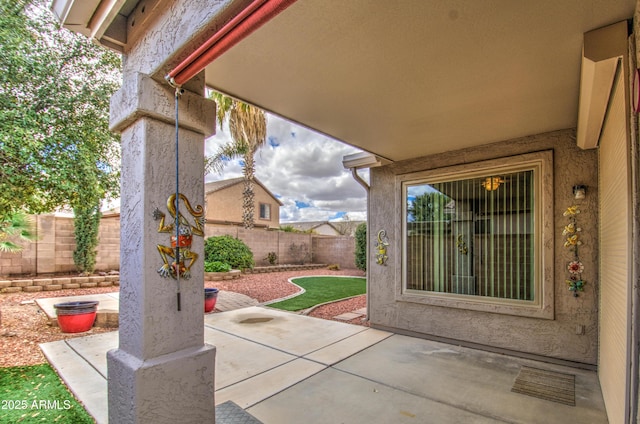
[1,268,365,367]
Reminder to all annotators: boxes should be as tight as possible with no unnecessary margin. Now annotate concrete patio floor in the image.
[40,306,608,424]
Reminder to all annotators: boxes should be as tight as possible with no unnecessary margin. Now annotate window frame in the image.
[396,150,554,319]
[259,203,271,220]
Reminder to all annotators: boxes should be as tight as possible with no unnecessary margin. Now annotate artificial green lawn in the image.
[0,364,94,423]
[267,276,366,311]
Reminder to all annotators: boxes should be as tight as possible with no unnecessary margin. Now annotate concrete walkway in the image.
[40,306,608,424]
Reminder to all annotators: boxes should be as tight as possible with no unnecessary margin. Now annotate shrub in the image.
[355,222,367,271]
[327,264,340,271]
[73,205,101,275]
[264,251,278,265]
[204,261,232,273]
[204,235,254,270]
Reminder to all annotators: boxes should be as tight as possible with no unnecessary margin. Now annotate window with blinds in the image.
[259,203,271,220]
[403,168,536,302]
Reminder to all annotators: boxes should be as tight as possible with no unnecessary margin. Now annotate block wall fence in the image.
[0,216,357,277]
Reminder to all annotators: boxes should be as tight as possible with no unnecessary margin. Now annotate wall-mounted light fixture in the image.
[482,176,504,191]
[573,185,587,200]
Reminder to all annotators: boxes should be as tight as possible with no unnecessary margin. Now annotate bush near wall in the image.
[204,236,254,270]
[355,223,367,271]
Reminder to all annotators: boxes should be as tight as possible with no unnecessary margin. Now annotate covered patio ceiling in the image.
[54,0,636,163]
[202,0,635,162]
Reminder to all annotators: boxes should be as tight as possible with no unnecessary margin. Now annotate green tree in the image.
[355,222,367,271]
[407,192,452,223]
[0,211,36,253]
[0,0,120,217]
[206,92,267,229]
[0,0,121,272]
[72,205,101,274]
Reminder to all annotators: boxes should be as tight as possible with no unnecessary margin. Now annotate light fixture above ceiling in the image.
[482,176,504,191]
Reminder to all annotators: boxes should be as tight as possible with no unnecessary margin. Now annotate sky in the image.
[205,113,368,223]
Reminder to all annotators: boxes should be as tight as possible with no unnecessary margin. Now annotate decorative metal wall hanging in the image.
[375,229,389,265]
[154,193,204,280]
[563,205,585,297]
[456,234,468,255]
[157,82,191,310]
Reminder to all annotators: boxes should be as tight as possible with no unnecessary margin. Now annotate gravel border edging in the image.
[0,275,120,293]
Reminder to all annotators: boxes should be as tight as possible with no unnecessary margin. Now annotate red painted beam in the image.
[167,0,297,86]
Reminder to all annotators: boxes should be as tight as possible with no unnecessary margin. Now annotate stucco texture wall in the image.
[205,183,280,228]
[368,129,599,365]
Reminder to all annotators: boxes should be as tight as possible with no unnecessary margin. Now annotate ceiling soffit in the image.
[203,0,635,162]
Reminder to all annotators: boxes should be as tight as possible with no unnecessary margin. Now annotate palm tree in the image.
[207,92,267,229]
[0,211,36,253]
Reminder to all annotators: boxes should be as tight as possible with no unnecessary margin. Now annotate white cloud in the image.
[205,113,367,223]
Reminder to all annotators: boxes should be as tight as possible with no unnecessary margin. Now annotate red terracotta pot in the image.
[54,301,99,333]
[204,288,219,313]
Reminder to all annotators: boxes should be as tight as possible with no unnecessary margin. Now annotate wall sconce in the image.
[482,176,504,191]
[573,185,587,200]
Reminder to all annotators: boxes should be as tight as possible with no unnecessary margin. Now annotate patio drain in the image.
[239,317,273,324]
[511,366,575,406]
[216,400,263,424]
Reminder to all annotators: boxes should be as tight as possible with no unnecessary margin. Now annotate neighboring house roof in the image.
[205,177,284,206]
[284,220,364,235]
[284,221,328,232]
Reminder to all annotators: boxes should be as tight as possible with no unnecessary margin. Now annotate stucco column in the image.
[106,72,216,423]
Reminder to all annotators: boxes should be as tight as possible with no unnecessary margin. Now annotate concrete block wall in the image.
[53,217,76,273]
[204,225,323,266]
[36,215,57,274]
[313,236,357,269]
[275,232,313,265]
[95,215,121,271]
[1,217,356,277]
[0,246,35,275]
[238,228,281,265]
[0,275,120,293]
[0,214,122,277]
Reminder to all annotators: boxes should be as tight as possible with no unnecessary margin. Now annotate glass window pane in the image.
[405,170,534,301]
[260,203,271,220]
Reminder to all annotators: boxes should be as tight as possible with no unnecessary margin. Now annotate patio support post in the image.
[106,72,216,423]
